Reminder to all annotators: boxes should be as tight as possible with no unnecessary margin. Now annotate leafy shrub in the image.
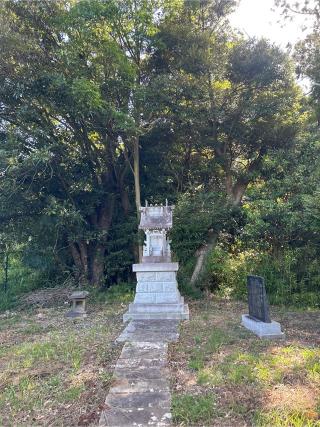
[205,245,320,308]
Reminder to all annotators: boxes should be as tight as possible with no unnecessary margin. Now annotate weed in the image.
[172,393,217,425]
[188,349,205,371]
[170,299,320,427]
[45,375,62,389]
[0,375,53,413]
[206,328,229,352]
[227,402,250,416]
[194,335,202,345]
[198,347,320,388]
[254,409,320,427]
[197,368,224,386]
[16,341,57,368]
[59,385,85,402]
[0,315,22,331]
[187,327,232,374]
[99,371,113,386]
[201,312,209,321]
[226,362,256,384]
[22,323,47,335]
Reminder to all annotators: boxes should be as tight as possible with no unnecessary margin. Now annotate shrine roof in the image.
[139,205,174,230]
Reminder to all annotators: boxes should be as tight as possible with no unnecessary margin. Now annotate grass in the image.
[169,298,320,426]
[1,286,319,426]
[172,394,217,425]
[60,385,86,402]
[0,288,128,426]
[254,410,320,427]
[187,324,233,372]
[0,314,22,331]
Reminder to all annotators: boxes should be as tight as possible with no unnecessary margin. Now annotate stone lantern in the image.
[66,291,89,318]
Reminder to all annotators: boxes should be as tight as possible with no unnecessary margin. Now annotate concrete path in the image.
[99,320,179,427]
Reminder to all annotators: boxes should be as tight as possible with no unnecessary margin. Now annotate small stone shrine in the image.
[242,275,284,339]
[66,290,89,318]
[123,201,189,321]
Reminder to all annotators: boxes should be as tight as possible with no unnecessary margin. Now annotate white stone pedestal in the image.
[123,263,189,321]
[241,314,285,339]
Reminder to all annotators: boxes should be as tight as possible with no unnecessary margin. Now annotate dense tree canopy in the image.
[0,0,319,308]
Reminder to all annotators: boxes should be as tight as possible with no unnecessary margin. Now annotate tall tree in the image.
[0,0,138,286]
[147,2,303,281]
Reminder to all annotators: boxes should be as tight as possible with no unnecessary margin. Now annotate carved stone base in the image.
[241,314,285,339]
[123,263,189,321]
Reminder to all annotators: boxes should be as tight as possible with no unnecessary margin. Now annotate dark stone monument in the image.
[241,275,284,339]
[247,275,271,323]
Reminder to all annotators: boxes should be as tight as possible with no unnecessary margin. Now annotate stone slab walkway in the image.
[117,320,180,343]
[99,320,179,427]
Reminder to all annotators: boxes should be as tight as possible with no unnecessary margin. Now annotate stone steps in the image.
[123,304,189,321]
[99,322,180,427]
[116,320,180,343]
[126,301,185,312]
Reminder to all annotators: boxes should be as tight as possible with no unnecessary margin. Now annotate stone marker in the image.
[242,275,284,339]
[247,275,271,323]
[123,200,189,321]
[65,291,89,318]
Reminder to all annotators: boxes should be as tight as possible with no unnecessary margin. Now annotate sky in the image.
[229,0,314,90]
[229,0,313,49]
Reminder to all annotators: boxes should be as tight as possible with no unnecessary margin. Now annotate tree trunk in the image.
[3,250,9,293]
[120,186,131,216]
[225,169,249,207]
[225,173,233,200]
[133,136,142,261]
[89,196,115,286]
[70,241,108,287]
[232,181,248,207]
[133,136,141,216]
[78,241,88,278]
[190,176,247,284]
[190,231,217,285]
[70,242,89,286]
[90,244,105,287]
[191,146,263,285]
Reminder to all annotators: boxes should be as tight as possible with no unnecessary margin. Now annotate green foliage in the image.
[206,245,320,308]
[0,0,155,288]
[171,191,229,263]
[201,131,320,308]
[0,252,56,311]
[88,282,135,305]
